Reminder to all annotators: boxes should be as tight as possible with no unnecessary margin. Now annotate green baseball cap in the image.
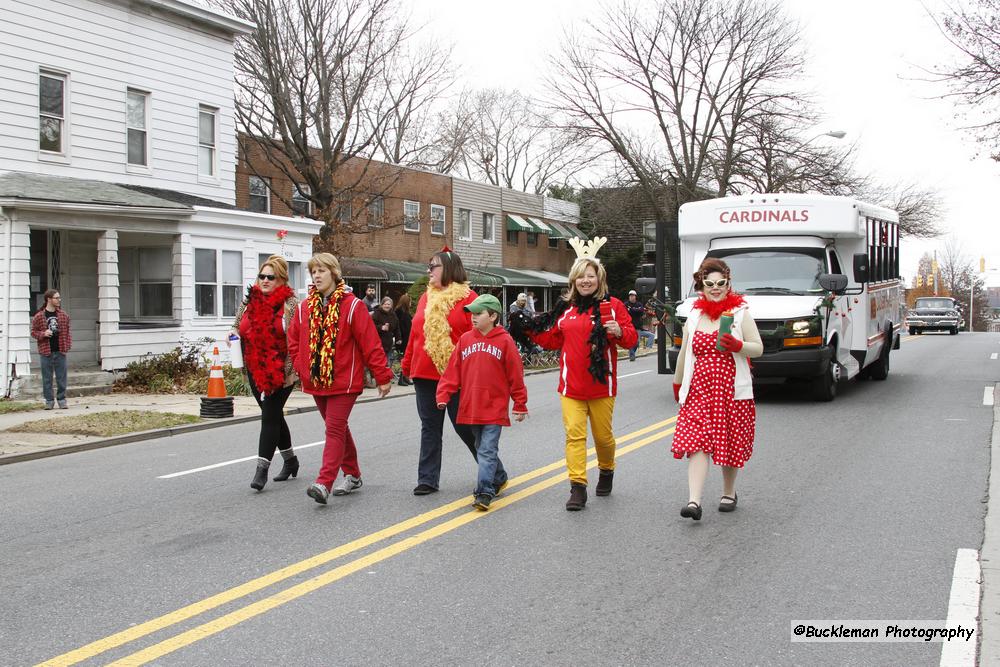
[464,294,503,314]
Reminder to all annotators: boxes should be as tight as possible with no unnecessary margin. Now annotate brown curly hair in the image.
[693,257,731,291]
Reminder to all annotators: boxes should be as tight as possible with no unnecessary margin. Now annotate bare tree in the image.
[456,88,594,194]
[938,237,990,328]
[863,182,944,239]
[727,111,868,195]
[371,42,467,173]
[928,0,1000,160]
[221,0,432,251]
[547,0,809,297]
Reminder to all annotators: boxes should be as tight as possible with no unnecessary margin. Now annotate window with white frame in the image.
[126,89,149,166]
[291,184,311,216]
[198,106,217,176]
[258,253,302,289]
[430,204,446,236]
[119,247,173,319]
[458,208,471,240]
[221,251,243,317]
[248,176,270,213]
[368,195,384,227]
[195,249,243,316]
[482,212,495,242]
[643,221,656,252]
[39,71,66,153]
[404,200,420,232]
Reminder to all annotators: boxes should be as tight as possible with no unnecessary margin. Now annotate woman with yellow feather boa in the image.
[402,247,489,495]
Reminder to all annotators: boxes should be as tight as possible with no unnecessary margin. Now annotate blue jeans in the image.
[40,352,67,404]
[471,424,507,497]
[413,378,478,488]
[629,330,656,360]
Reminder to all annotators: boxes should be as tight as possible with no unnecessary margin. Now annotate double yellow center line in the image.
[40,416,678,666]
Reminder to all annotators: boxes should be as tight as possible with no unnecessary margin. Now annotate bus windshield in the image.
[696,248,826,296]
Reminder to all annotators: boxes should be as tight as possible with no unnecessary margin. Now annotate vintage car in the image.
[906,296,962,335]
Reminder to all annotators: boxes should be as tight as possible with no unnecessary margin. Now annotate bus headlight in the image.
[791,319,811,335]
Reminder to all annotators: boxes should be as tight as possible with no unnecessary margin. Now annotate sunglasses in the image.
[258,273,276,281]
[702,279,729,288]
[427,263,443,271]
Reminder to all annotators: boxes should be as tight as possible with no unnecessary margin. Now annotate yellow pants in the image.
[560,395,616,485]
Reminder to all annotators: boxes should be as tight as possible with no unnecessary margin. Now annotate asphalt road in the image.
[2,331,996,666]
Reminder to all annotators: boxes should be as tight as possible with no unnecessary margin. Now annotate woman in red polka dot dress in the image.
[671,258,763,521]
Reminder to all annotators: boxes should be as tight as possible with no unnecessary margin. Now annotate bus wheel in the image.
[811,346,839,401]
[950,327,959,335]
[868,336,891,381]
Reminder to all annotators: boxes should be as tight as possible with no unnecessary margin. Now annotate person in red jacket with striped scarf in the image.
[510,250,637,511]
[287,253,394,505]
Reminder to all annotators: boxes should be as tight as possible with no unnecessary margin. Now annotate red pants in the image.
[313,393,360,490]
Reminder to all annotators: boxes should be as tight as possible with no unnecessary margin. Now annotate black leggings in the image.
[247,374,294,460]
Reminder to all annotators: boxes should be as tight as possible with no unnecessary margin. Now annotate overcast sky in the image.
[410,0,1000,283]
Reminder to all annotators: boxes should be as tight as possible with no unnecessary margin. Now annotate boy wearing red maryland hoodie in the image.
[436,294,529,510]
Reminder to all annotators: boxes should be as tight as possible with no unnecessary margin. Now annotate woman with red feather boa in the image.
[671,258,763,521]
[231,255,300,491]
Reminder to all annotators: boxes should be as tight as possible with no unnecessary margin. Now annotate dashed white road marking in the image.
[985,387,995,407]
[619,370,652,379]
[992,353,998,360]
[158,440,324,478]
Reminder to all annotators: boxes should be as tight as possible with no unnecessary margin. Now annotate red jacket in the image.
[287,292,394,396]
[436,326,528,426]
[529,297,638,400]
[30,308,72,356]
[401,288,478,381]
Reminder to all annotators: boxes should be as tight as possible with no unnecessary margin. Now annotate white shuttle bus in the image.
[668,194,902,401]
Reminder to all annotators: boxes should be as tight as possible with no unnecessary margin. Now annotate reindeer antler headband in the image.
[568,236,608,265]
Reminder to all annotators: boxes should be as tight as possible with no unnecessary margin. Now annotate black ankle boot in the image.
[273,455,299,482]
[565,483,587,511]
[251,461,269,491]
[595,469,614,496]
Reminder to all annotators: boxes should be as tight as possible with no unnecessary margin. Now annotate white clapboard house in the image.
[0,0,320,397]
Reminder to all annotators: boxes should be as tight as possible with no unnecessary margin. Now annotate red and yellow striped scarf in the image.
[307,282,347,388]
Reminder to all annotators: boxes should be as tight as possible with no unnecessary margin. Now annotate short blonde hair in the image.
[258,255,289,285]
[307,253,342,282]
[566,258,608,302]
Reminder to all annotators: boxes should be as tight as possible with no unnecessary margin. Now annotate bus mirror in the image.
[635,277,656,296]
[818,273,849,294]
[853,253,869,283]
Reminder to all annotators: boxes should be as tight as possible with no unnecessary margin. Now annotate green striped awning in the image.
[526,216,554,235]
[506,214,534,232]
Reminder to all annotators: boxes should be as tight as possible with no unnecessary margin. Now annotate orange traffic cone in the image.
[207,346,227,398]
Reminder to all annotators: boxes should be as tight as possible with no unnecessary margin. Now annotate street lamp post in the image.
[802,130,847,146]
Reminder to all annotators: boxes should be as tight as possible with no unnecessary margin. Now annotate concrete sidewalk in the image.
[0,382,413,464]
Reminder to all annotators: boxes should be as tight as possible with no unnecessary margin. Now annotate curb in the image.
[0,353,653,467]
[980,382,1000,665]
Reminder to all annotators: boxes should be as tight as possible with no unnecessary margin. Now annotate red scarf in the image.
[242,284,294,393]
[692,292,746,321]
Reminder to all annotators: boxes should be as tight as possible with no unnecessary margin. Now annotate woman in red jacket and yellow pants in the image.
[287,253,394,505]
[521,257,637,510]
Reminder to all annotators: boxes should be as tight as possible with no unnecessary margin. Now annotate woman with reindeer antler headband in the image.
[402,246,492,496]
[671,257,763,522]
[508,236,638,511]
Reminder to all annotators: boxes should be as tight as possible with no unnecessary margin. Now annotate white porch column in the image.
[1,213,32,397]
[173,233,192,327]
[97,230,119,370]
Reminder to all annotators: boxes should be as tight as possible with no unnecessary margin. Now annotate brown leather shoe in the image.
[595,469,614,496]
[718,494,738,512]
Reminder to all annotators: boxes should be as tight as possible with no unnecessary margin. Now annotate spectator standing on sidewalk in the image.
[288,253,393,505]
[230,255,300,491]
[625,290,655,361]
[362,284,379,313]
[436,294,528,511]
[372,296,400,367]
[401,247,479,496]
[671,258,763,521]
[395,293,413,386]
[510,246,637,511]
[30,289,72,410]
